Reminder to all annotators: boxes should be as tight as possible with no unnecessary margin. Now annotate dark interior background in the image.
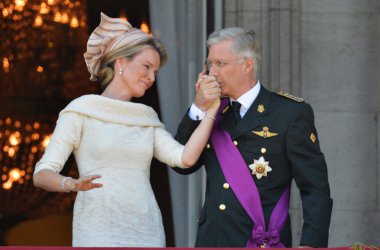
[0,0,174,246]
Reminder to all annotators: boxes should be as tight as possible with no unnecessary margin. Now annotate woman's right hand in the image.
[194,71,220,112]
[71,174,103,191]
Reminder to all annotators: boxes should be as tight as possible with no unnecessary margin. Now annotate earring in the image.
[118,68,123,75]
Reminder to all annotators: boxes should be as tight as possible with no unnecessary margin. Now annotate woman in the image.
[33,13,220,247]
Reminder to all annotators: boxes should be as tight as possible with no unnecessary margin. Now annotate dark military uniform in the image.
[174,85,333,247]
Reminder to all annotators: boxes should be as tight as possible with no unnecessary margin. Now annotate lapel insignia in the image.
[257,104,265,113]
[249,156,272,179]
[310,133,316,143]
[252,126,279,138]
[222,105,230,114]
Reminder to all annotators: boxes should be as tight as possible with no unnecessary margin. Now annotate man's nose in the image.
[209,66,218,76]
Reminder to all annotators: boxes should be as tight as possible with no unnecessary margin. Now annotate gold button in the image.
[223,183,230,189]
[219,204,226,211]
[261,147,267,154]
[206,143,211,149]
[233,141,238,146]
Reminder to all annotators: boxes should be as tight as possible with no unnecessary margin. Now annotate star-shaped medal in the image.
[248,156,272,179]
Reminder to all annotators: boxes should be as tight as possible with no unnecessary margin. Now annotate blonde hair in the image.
[98,38,167,90]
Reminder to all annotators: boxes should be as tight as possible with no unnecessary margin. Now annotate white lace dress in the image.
[34,95,185,247]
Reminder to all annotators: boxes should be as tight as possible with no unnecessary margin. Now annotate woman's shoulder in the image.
[59,95,96,116]
[60,95,163,127]
[65,94,101,107]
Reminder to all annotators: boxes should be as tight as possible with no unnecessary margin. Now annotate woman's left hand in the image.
[72,174,103,191]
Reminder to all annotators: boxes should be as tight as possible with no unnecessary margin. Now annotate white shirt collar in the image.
[230,81,261,118]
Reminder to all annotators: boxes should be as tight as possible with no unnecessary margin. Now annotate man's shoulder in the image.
[274,91,305,103]
[260,85,305,105]
[262,89,312,116]
[265,90,316,119]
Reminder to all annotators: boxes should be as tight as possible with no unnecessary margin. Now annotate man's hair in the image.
[207,27,261,76]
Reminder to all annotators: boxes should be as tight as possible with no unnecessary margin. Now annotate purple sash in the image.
[210,99,290,248]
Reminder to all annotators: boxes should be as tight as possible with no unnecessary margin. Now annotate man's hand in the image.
[194,70,221,111]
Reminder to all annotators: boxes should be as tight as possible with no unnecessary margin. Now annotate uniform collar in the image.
[230,81,261,116]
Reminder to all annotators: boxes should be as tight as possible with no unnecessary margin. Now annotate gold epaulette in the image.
[276,91,304,103]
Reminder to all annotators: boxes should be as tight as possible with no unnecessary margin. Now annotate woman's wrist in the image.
[204,112,215,120]
[204,108,218,119]
[61,176,78,192]
[60,176,72,192]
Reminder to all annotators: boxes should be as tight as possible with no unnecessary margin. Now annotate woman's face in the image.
[120,47,160,98]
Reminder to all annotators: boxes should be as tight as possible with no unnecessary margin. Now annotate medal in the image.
[248,156,272,179]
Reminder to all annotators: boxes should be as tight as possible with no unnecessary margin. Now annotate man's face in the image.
[206,40,246,99]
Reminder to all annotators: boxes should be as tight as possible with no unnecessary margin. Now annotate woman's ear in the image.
[114,58,127,77]
[115,57,124,69]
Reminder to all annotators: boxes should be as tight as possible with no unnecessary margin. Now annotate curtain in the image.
[149,0,207,247]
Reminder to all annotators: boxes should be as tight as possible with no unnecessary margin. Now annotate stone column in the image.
[301,0,380,246]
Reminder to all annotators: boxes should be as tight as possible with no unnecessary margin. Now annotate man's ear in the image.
[243,58,255,74]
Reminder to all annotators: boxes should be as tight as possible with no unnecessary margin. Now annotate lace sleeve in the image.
[34,112,83,175]
[153,126,185,168]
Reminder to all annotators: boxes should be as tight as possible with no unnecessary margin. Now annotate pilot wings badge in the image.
[252,126,279,139]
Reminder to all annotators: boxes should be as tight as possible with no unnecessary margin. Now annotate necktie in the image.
[232,101,241,123]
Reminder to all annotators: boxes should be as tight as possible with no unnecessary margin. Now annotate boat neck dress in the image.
[34,94,186,247]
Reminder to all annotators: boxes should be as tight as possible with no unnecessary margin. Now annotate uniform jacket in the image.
[174,85,333,247]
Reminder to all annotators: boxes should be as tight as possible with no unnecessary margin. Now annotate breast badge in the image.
[252,126,279,138]
[257,104,265,113]
[248,156,272,179]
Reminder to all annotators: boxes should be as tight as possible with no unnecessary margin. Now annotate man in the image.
[173,27,332,248]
